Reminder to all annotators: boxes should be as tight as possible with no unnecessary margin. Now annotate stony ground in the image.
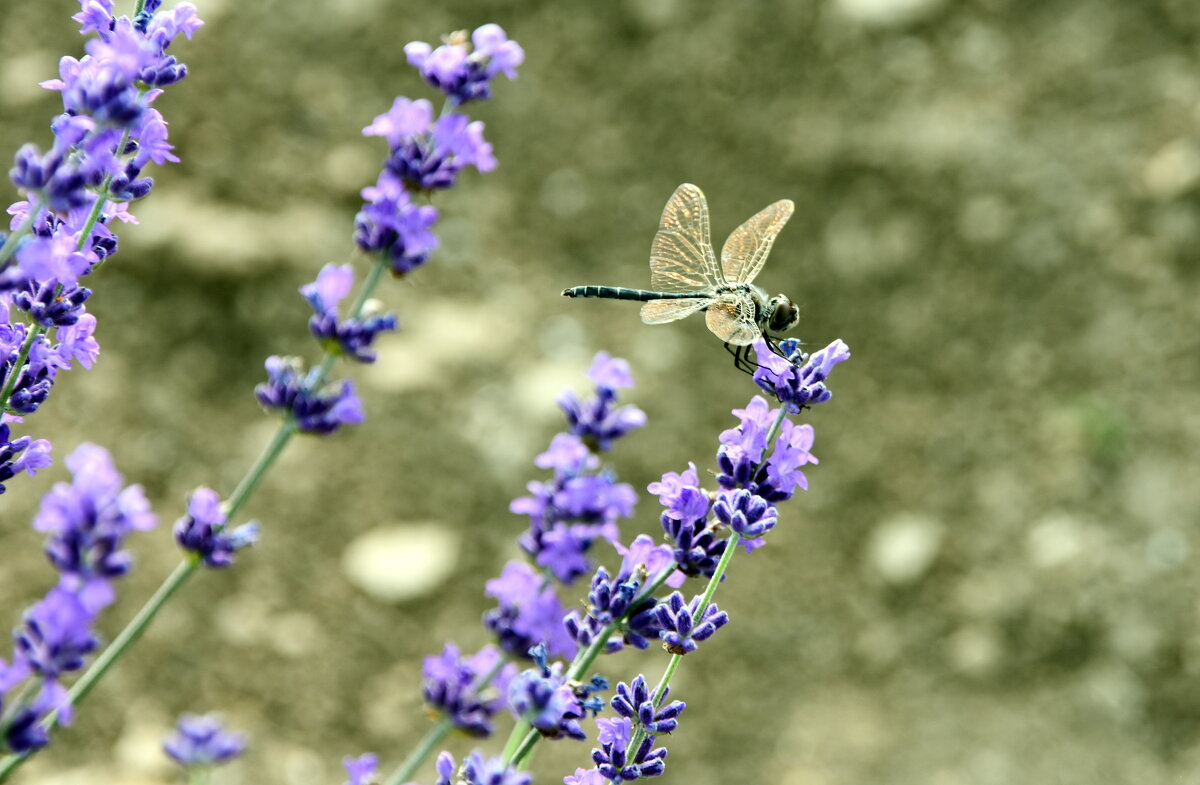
[2,0,1199,783]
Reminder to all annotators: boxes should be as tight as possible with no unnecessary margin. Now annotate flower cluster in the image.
[588,717,669,782]
[302,263,398,363]
[253,355,365,435]
[1,444,155,754]
[507,644,604,741]
[564,535,675,653]
[483,561,577,660]
[173,487,259,568]
[162,713,246,769]
[557,352,648,451]
[652,592,728,655]
[512,354,643,584]
[0,0,201,493]
[610,676,685,735]
[405,25,525,106]
[434,750,530,785]
[753,338,851,414]
[422,643,516,738]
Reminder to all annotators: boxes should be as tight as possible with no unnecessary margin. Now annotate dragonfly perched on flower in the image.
[562,183,799,371]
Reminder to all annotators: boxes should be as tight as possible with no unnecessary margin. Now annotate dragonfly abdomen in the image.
[562,286,699,301]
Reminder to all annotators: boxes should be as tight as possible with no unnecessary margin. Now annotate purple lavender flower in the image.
[422,643,515,737]
[163,713,246,768]
[12,587,98,682]
[0,423,52,494]
[611,676,685,735]
[436,751,531,785]
[254,355,365,435]
[342,753,378,785]
[33,442,156,611]
[565,769,609,785]
[564,536,671,652]
[10,281,91,327]
[354,170,439,274]
[647,463,709,527]
[173,487,259,568]
[483,561,577,660]
[652,592,729,655]
[557,353,647,452]
[3,705,50,754]
[711,488,777,543]
[650,465,729,581]
[302,263,398,363]
[591,716,668,782]
[378,113,497,192]
[507,652,590,741]
[512,433,636,585]
[752,338,851,414]
[404,25,524,105]
[765,418,818,498]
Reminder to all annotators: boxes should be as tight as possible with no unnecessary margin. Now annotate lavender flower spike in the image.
[302,263,398,363]
[422,643,514,737]
[611,675,685,734]
[653,592,729,655]
[435,751,531,785]
[342,753,379,785]
[173,487,259,568]
[163,713,247,768]
[753,337,851,413]
[405,25,524,105]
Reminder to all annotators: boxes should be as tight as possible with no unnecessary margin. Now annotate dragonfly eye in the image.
[767,295,799,333]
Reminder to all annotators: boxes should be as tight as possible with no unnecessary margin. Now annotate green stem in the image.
[0,326,46,413]
[382,718,453,785]
[506,728,539,769]
[223,420,297,520]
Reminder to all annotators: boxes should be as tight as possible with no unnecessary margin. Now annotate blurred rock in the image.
[1142,138,1200,201]
[835,0,944,27]
[341,523,460,602]
[866,513,944,584]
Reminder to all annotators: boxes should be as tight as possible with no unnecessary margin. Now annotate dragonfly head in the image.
[765,294,800,335]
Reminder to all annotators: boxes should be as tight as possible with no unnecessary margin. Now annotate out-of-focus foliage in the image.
[1,0,1198,782]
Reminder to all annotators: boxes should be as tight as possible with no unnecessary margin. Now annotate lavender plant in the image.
[0,5,522,779]
[2,5,855,784]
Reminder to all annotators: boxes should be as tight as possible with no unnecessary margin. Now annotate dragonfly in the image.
[562,183,799,372]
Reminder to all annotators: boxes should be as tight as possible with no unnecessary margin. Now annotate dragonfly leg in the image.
[724,342,759,376]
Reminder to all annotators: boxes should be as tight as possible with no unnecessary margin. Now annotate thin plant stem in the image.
[382,718,454,785]
[507,727,539,769]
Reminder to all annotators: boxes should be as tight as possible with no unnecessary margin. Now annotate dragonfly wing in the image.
[649,184,723,293]
[720,198,795,284]
[640,297,712,324]
[705,295,761,346]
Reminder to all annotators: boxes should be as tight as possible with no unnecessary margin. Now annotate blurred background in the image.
[2,0,1199,782]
